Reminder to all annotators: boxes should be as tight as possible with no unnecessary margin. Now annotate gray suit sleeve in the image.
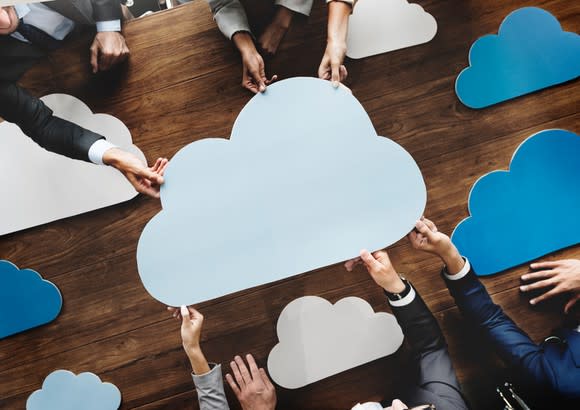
[191,364,231,410]
[206,0,252,40]
[275,0,314,16]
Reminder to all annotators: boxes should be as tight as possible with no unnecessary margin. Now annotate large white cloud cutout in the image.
[267,296,404,389]
[0,94,145,235]
[346,0,437,59]
[26,370,121,410]
[137,77,426,306]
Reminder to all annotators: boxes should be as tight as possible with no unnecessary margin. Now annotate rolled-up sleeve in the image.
[275,0,314,16]
[191,364,230,410]
[206,0,252,40]
[325,0,357,8]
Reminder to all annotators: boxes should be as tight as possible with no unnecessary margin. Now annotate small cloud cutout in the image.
[0,260,62,339]
[27,370,121,410]
[137,77,426,306]
[267,296,404,389]
[346,0,437,59]
[0,94,145,235]
[452,129,580,276]
[455,7,580,109]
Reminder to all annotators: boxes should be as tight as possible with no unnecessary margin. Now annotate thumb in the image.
[415,220,436,240]
[360,249,383,275]
[331,61,341,87]
[138,166,163,184]
[90,43,99,73]
[180,305,191,328]
[564,295,580,314]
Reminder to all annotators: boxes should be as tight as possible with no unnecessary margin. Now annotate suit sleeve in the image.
[0,81,103,162]
[390,288,467,409]
[275,0,314,16]
[91,0,123,22]
[191,364,231,410]
[206,0,252,40]
[443,266,558,388]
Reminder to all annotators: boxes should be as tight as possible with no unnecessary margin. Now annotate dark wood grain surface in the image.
[1,0,579,409]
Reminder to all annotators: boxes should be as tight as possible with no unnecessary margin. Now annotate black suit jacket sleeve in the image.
[92,0,123,22]
[391,288,469,410]
[0,81,104,161]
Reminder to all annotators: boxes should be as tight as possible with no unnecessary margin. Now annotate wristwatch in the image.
[383,275,412,302]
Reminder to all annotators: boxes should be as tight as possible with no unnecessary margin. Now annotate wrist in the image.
[101,147,122,167]
[380,273,406,293]
[440,246,465,275]
[186,348,210,375]
[273,6,294,30]
[233,32,256,56]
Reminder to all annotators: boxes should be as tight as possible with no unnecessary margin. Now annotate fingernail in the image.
[520,286,527,291]
[521,275,528,280]
[530,299,536,305]
[332,81,339,88]
[530,263,536,268]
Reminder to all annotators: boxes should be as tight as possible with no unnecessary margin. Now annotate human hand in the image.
[258,6,293,55]
[169,305,211,374]
[226,354,277,410]
[408,217,465,275]
[234,32,277,93]
[345,249,404,293]
[102,148,168,198]
[318,40,348,87]
[90,31,130,73]
[521,259,580,312]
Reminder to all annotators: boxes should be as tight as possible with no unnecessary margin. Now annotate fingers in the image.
[339,65,348,82]
[359,249,383,274]
[421,217,437,232]
[318,56,331,80]
[248,66,266,93]
[521,270,557,282]
[344,257,361,272]
[330,60,341,87]
[564,294,580,314]
[225,373,242,397]
[530,287,561,305]
[259,368,275,390]
[180,305,192,329]
[245,354,262,382]
[230,359,246,388]
[520,277,556,292]
[530,261,561,270]
[90,43,99,73]
[415,219,436,240]
[234,355,252,385]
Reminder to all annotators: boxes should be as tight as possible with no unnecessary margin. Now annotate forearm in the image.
[0,82,103,162]
[233,31,257,57]
[187,349,212,375]
[326,1,351,44]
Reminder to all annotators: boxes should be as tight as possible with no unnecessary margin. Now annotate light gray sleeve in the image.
[206,0,252,40]
[274,0,314,16]
[191,364,231,410]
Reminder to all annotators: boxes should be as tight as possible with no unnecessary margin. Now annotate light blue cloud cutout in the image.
[455,7,580,109]
[452,129,580,276]
[137,77,426,306]
[0,260,62,339]
[27,370,121,410]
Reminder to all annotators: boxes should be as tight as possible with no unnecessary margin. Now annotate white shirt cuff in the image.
[444,257,471,281]
[388,285,416,307]
[96,20,121,32]
[88,139,117,165]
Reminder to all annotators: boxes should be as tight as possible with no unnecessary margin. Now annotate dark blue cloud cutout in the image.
[452,129,580,276]
[455,7,580,109]
[0,260,62,339]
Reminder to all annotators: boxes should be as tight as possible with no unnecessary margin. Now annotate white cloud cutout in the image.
[137,77,426,306]
[347,0,437,59]
[0,94,144,235]
[267,296,404,389]
[27,370,121,410]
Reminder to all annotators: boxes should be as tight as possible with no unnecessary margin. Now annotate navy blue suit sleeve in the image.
[391,288,468,409]
[0,81,103,161]
[443,268,558,389]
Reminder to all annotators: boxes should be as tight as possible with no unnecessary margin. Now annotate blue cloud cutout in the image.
[137,77,426,306]
[0,260,62,339]
[452,129,580,276]
[455,7,580,109]
[27,370,121,410]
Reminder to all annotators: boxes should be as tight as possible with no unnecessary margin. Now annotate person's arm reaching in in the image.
[410,217,558,389]
[520,259,580,313]
[318,0,355,86]
[90,0,130,73]
[207,0,276,93]
[170,305,231,410]
[0,81,168,198]
[258,1,314,55]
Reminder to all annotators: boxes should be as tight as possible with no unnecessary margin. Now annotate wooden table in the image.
[1,1,579,408]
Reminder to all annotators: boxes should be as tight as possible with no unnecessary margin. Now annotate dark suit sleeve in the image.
[443,267,558,389]
[0,81,103,161]
[91,0,123,22]
[391,289,468,409]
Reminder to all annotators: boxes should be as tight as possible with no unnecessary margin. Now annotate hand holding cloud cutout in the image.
[137,77,426,306]
[0,260,62,339]
[452,129,580,276]
[346,0,437,59]
[0,94,145,235]
[27,370,121,410]
[267,296,404,389]
[455,7,580,109]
